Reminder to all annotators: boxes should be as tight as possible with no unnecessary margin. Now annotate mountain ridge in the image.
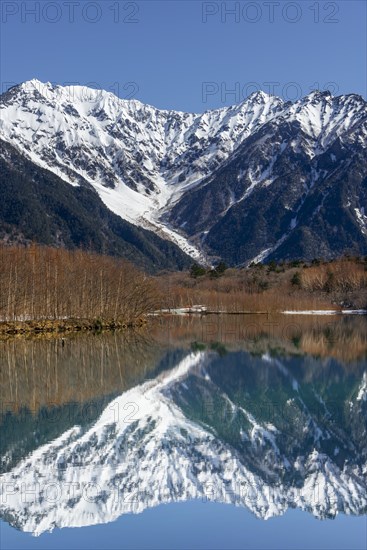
[1,80,366,265]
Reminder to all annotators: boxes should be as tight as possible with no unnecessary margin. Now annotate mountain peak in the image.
[297,89,335,108]
[306,89,333,99]
[19,78,52,94]
[246,89,282,104]
[20,77,44,88]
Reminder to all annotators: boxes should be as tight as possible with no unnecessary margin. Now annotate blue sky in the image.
[1,0,366,111]
[2,505,366,550]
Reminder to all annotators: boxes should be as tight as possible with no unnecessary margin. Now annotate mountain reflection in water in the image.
[0,315,366,535]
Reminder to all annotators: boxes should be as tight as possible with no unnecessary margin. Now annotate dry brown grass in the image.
[156,269,332,312]
[155,258,367,312]
[301,259,367,292]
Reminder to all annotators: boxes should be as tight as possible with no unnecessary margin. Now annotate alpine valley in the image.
[1,79,367,269]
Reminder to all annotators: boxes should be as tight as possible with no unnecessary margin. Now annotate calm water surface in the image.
[1,315,366,549]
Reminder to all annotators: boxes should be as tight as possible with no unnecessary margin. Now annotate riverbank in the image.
[1,247,366,334]
[0,317,147,336]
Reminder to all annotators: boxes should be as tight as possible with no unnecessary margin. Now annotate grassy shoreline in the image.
[0,317,147,336]
[2,306,367,337]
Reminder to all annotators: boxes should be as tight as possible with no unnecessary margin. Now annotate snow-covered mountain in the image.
[169,91,367,263]
[1,351,366,535]
[0,80,284,260]
[0,139,192,272]
[1,80,367,263]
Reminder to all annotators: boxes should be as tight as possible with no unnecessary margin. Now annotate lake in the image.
[1,314,366,549]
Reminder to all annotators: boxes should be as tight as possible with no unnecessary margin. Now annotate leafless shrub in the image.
[0,245,161,323]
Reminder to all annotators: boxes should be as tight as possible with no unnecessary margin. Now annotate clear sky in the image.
[2,505,366,550]
[1,0,366,112]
